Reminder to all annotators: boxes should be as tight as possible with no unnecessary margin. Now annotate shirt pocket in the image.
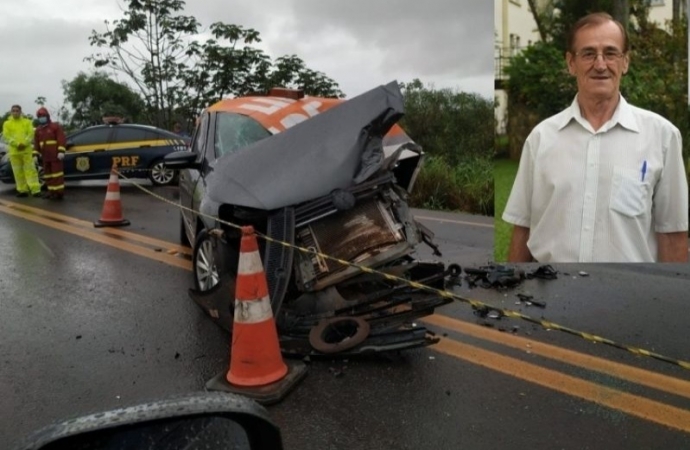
[609,166,649,217]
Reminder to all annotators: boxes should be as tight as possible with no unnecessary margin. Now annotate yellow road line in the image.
[0,204,192,270]
[434,338,690,433]
[0,199,192,256]
[424,314,690,401]
[414,215,494,229]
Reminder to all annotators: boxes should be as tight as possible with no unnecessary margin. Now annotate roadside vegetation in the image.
[402,80,495,216]
[493,159,518,262]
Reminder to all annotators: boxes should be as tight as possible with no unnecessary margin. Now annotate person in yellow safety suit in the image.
[2,104,41,197]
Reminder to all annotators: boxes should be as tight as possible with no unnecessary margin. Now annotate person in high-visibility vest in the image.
[33,107,67,200]
[1,104,41,197]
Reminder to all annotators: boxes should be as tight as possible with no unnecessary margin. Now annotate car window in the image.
[69,128,112,146]
[146,129,172,141]
[111,127,150,143]
[214,113,270,158]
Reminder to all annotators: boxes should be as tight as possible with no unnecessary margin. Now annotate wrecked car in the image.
[164,81,452,356]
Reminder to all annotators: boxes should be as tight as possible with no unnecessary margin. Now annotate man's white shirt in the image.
[502,95,688,262]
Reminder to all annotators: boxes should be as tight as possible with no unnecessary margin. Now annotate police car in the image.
[0,123,187,187]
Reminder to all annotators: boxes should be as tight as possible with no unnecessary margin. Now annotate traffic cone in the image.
[206,226,307,405]
[93,164,130,228]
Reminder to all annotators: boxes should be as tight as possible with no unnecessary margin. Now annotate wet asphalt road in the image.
[1,181,689,449]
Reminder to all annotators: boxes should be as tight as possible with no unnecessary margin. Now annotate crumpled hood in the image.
[205,80,405,211]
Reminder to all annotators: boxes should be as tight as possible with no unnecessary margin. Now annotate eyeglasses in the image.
[574,50,625,63]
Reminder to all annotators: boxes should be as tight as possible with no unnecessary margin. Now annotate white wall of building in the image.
[495,0,542,134]
[648,0,674,26]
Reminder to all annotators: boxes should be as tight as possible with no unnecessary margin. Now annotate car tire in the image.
[192,228,239,293]
[308,316,370,354]
[193,229,221,292]
[148,159,177,186]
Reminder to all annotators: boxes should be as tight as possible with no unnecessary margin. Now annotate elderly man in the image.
[502,12,688,263]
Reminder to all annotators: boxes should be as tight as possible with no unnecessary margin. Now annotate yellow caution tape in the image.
[115,169,690,372]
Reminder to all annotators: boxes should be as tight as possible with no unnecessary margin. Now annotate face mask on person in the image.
[37,116,48,125]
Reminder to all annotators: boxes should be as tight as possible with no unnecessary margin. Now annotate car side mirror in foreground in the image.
[15,392,284,450]
[163,150,201,170]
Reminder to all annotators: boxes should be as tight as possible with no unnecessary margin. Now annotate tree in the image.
[400,79,494,165]
[534,0,650,51]
[62,72,146,128]
[88,0,343,128]
[527,0,550,42]
[399,80,495,215]
[504,2,688,160]
[87,0,201,127]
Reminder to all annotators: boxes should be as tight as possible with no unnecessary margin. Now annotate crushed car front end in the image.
[185,81,452,356]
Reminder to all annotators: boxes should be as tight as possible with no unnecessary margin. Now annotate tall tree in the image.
[87,0,200,127]
[62,72,146,128]
[400,79,494,165]
[88,0,343,128]
[505,1,686,160]
[527,0,550,42]
[541,0,649,50]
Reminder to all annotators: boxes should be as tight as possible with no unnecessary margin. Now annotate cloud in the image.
[0,0,493,118]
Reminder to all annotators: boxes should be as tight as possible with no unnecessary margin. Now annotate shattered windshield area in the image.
[214,112,271,158]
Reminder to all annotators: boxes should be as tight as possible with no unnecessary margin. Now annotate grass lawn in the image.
[494,158,519,262]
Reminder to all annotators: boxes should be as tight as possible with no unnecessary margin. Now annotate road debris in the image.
[525,265,558,280]
[517,293,546,308]
[445,263,463,287]
[464,265,524,289]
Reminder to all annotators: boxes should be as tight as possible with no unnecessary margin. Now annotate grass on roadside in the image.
[494,158,519,262]
[410,155,494,216]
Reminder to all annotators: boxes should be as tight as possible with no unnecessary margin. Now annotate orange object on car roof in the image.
[206,91,406,138]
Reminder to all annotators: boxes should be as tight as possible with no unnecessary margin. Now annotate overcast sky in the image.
[0,0,493,119]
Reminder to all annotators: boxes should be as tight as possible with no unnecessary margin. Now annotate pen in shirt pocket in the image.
[640,160,647,182]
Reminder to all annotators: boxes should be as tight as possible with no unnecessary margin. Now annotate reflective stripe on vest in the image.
[40,140,58,149]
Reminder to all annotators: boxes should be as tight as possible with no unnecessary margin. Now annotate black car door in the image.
[108,126,153,171]
[64,127,114,178]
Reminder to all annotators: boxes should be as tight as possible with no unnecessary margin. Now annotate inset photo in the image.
[494,1,689,263]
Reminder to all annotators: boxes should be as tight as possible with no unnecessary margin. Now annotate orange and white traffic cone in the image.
[206,226,307,404]
[93,164,130,228]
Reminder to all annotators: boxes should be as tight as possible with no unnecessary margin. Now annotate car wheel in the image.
[190,228,240,332]
[148,159,177,186]
[193,229,221,292]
